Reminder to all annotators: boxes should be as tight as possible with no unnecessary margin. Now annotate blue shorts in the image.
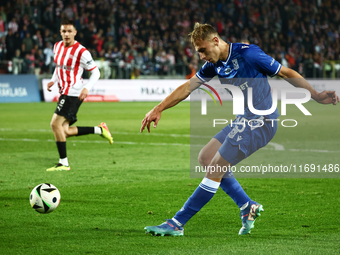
[214,116,277,165]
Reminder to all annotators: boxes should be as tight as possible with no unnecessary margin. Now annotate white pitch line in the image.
[0,137,338,153]
[288,148,340,153]
[261,146,340,153]
[0,137,191,147]
[0,129,338,153]
[268,142,285,151]
[0,128,194,137]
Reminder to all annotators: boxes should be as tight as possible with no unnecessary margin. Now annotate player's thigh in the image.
[205,151,232,180]
[198,138,222,166]
[50,113,68,128]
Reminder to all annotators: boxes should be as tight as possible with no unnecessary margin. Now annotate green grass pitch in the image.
[0,101,339,254]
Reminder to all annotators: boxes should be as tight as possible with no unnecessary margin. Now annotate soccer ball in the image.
[29,183,61,213]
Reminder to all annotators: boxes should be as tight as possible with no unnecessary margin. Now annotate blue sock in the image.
[220,171,251,208]
[173,177,220,226]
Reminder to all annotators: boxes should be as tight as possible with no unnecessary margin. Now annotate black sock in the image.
[56,141,67,159]
[76,127,95,136]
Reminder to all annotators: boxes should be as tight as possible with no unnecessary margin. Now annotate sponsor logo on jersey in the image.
[57,64,74,71]
[241,45,249,49]
[225,68,232,75]
[232,59,239,70]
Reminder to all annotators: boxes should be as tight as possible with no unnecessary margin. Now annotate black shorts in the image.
[54,95,83,126]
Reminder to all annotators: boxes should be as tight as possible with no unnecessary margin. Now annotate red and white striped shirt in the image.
[53,40,97,96]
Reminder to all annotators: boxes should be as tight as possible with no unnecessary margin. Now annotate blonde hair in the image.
[188,23,220,45]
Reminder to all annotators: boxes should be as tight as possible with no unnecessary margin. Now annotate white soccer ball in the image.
[29,183,61,214]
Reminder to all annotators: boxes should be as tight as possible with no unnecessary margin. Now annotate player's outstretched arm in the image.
[140,75,202,133]
[277,66,339,105]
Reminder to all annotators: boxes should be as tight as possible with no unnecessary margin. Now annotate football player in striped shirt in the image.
[141,23,339,236]
[46,19,113,172]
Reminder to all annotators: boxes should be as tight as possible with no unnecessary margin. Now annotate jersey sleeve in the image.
[80,50,97,71]
[195,62,216,83]
[241,44,281,77]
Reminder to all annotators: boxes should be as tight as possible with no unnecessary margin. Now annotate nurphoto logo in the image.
[199,83,312,127]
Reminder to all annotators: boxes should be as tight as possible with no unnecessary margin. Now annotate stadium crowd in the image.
[0,0,340,78]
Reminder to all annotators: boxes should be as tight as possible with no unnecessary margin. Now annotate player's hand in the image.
[141,108,162,133]
[47,81,54,91]
[315,90,339,105]
[78,88,89,101]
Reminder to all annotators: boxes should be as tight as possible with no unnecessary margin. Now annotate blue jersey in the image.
[196,43,281,119]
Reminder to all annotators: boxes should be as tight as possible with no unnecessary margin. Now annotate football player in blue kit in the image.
[140,23,339,236]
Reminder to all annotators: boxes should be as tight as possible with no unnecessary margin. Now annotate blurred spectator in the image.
[185,58,198,79]
[107,46,120,61]
[0,16,5,37]
[103,36,115,52]
[184,42,194,58]
[54,2,63,30]
[96,35,104,54]
[185,62,196,79]
[106,26,115,38]
[142,50,152,75]
[303,53,315,78]
[43,28,53,46]
[27,19,37,36]
[63,4,74,19]
[42,42,54,74]
[5,30,16,60]
[167,50,176,75]
[125,49,135,78]
[22,32,34,55]
[98,49,106,58]
[19,25,29,40]
[34,48,44,75]
[42,5,54,29]
[0,37,5,60]
[106,46,121,78]
[285,50,296,70]
[8,17,18,34]
[30,0,42,24]
[12,49,24,74]
[0,6,7,23]
[91,29,103,53]
[22,53,34,74]
[32,30,43,49]
[134,52,144,79]
[21,14,30,30]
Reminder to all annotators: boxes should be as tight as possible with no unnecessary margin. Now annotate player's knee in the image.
[198,150,212,167]
[50,120,60,132]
